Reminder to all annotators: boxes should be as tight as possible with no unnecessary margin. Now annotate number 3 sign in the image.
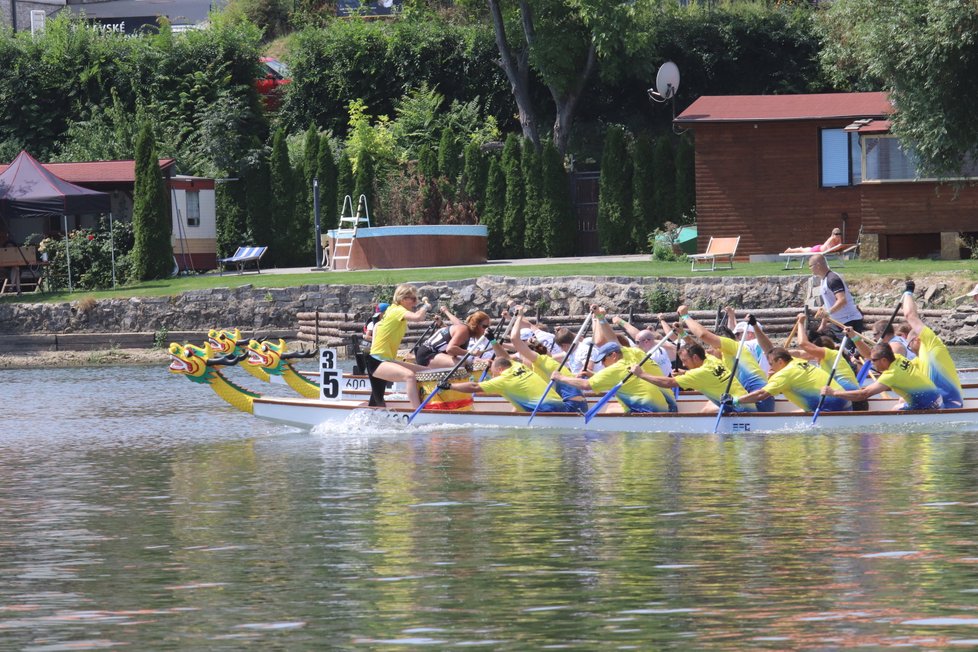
[319,349,343,401]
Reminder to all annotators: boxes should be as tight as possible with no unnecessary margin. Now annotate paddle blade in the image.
[584,382,622,423]
[527,379,557,425]
[712,400,730,434]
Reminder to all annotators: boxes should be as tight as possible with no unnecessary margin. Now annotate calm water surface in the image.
[3,351,978,649]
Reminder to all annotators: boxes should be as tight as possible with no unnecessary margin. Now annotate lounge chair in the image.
[218,246,268,275]
[689,236,740,272]
[779,241,858,269]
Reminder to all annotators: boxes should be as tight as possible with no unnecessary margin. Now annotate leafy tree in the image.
[418,146,439,179]
[652,137,676,229]
[292,123,321,262]
[216,179,248,259]
[482,155,506,259]
[244,151,273,249]
[540,140,575,257]
[131,122,172,281]
[353,149,375,222]
[269,127,296,266]
[501,133,525,258]
[522,143,544,255]
[438,126,463,186]
[316,135,339,233]
[819,0,978,177]
[631,133,656,251]
[674,134,695,222]
[598,125,632,255]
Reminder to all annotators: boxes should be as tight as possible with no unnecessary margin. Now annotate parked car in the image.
[256,57,290,110]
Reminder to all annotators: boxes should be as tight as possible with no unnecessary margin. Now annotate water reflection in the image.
[1,359,978,647]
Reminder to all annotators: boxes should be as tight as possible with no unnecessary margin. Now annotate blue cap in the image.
[378,303,390,312]
[591,342,621,363]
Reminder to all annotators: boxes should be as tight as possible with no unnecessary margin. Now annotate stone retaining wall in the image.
[1,275,977,346]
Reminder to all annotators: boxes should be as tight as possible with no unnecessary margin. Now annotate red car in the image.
[256,57,291,110]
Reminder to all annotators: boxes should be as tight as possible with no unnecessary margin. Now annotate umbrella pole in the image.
[63,215,73,293]
[109,212,116,288]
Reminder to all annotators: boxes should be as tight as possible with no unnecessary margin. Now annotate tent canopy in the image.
[0,150,111,218]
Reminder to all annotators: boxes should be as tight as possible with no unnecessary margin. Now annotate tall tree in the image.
[819,0,978,177]
[522,142,544,255]
[316,135,339,233]
[674,134,695,223]
[336,152,353,219]
[294,123,321,263]
[598,125,633,255]
[438,126,463,186]
[269,127,295,266]
[540,140,575,257]
[652,137,676,228]
[131,122,172,281]
[461,141,488,218]
[245,151,273,250]
[501,133,525,257]
[485,0,604,154]
[482,155,506,259]
[353,149,375,222]
[631,133,656,251]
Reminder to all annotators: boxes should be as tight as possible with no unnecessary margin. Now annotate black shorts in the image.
[415,344,438,367]
[364,355,387,407]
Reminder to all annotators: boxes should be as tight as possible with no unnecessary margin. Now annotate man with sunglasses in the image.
[820,341,942,410]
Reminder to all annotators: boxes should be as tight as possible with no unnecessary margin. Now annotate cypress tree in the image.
[598,125,633,255]
[293,123,320,263]
[438,127,462,187]
[501,133,525,258]
[131,121,172,280]
[674,134,696,222]
[632,133,657,250]
[482,155,506,259]
[316,135,338,233]
[652,137,677,227]
[245,151,273,250]
[337,152,353,220]
[522,143,544,256]
[215,179,247,260]
[269,128,295,266]
[461,141,487,217]
[418,146,439,180]
[540,140,575,257]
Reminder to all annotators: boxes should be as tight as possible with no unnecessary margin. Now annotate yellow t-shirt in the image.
[719,336,767,393]
[480,361,565,412]
[763,358,849,412]
[674,354,755,411]
[820,348,859,391]
[369,303,409,361]
[915,327,963,407]
[877,354,943,410]
[589,346,676,413]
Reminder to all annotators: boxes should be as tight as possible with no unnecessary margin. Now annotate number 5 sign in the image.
[319,349,343,401]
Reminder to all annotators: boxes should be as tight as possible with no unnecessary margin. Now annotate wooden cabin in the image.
[675,92,978,260]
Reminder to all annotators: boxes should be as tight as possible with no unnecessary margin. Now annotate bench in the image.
[219,246,268,275]
[689,236,740,272]
[779,242,858,269]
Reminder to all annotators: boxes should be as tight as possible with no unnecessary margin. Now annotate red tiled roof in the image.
[675,92,892,124]
[0,158,176,184]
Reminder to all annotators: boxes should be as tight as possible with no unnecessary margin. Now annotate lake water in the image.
[3,350,978,649]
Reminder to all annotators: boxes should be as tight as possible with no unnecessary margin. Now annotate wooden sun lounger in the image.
[779,242,858,269]
[689,236,740,271]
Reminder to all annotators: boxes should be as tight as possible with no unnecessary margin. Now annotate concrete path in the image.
[249,253,652,276]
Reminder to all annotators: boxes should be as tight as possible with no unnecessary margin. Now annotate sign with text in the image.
[319,349,343,401]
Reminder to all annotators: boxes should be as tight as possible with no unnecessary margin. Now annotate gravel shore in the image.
[0,348,169,369]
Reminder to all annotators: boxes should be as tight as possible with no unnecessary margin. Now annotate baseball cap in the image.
[377,302,390,312]
[591,342,621,363]
[733,322,754,335]
[967,283,978,297]
[519,328,534,341]
[832,228,841,235]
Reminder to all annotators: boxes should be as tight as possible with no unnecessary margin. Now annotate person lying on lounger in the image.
[783,228,843,254]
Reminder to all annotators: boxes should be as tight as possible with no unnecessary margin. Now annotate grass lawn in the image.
[3,257,977,304]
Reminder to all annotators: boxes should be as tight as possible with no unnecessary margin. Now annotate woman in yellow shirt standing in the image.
[367,284,432,408]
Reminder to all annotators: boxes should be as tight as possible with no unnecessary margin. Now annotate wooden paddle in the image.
[782,321,799,348]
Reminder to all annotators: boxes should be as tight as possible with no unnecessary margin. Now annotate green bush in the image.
[37,219,135,291]
[643,284,680,314]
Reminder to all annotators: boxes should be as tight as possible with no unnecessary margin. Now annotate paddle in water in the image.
[811,333,850,425]
[713,316,753,433]
[407,333,489,424]
[527,313,591,424]
[584,336,670,424]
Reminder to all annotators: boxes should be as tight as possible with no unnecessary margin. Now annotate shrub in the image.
[38,219,135,291]
[643,284,680,314]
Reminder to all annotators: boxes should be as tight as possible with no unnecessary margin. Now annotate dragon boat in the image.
[169,342,978,435]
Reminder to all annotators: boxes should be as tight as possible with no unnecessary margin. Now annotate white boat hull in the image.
[251,396,978,435]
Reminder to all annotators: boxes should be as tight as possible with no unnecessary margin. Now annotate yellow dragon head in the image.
[245,338,289,375]
[207,328,245,356]
[169,342,242,384]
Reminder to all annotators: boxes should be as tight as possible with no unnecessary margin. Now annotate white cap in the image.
[519,328,534,341]
[733,322,754,334]
[967,283,978,297]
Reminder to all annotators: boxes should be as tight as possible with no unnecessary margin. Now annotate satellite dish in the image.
[655,61,680,100]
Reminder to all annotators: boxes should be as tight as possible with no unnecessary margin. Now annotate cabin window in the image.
[820,128,861,187]
[186,190,200,227]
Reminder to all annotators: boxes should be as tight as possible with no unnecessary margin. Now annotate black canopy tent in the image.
[0,151,113,291]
